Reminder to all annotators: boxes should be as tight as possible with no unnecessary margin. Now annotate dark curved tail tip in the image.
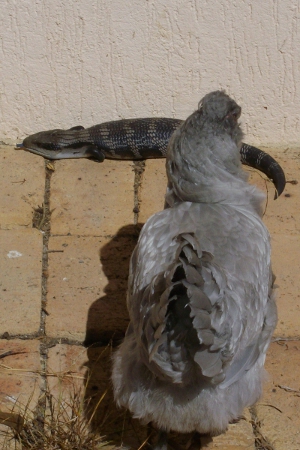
[273,169,286,199]
[16,143,24,148]
[240,143,286,200]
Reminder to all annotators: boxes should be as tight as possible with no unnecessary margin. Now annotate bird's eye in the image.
[225,110,240,122]
[225,112,237,122]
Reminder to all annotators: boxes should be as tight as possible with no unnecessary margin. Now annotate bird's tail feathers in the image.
[139,233,231,385]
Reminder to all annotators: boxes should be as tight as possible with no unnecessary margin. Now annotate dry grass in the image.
[0,387,112,450]
[0,343,149,449]
[250,414,275,450]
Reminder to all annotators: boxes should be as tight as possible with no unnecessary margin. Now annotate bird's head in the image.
[165,91,264,209]
[197,90,243,145]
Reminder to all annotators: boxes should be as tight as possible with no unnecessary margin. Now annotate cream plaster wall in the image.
[0,0,299,147]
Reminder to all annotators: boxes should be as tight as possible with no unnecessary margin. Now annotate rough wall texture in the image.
[0,0,299,146]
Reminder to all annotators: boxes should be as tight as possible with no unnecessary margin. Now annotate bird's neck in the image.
[165,176,265,217]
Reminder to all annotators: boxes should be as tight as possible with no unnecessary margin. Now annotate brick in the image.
[0,229,42,335]
[255,341,300,450]
[0,146,44,230]
[47,344,87,396]
[139,159,167,223]
[0,340,40,419]
[45,233,138,342]
[271,234,300,337]
[50,159,135,236]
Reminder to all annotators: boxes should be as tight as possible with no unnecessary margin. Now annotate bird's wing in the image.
[130,230,228,385]
[220,278,277,389]
[128,202,273,387]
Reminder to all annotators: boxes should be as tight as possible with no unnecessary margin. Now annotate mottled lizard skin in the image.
[18,117,286,198]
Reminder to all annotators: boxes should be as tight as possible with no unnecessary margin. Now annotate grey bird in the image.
[112,91,277,449]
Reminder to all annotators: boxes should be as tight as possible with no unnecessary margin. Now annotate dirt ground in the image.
[0,144,299,449]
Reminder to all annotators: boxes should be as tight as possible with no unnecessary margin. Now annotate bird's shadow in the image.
[82,223,148,448]
[83,223,142,347]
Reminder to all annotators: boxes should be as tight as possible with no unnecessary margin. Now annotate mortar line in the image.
[35,159,54,424]
[133,160,145,225]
